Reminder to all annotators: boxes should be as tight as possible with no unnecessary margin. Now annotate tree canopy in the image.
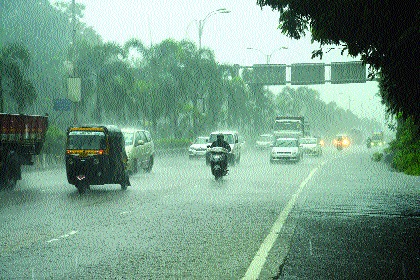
[257,0,420,128]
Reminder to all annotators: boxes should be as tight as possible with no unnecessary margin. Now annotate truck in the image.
[273,116,306,139]
[0,113,49,189]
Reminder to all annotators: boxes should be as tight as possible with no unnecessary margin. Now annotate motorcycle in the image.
[208,147,229,180]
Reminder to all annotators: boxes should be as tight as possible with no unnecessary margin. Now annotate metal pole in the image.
[247,47,288,64]
[198,19,203,52]
[348,96,351,111]
[72,0,77,124]
[194,8,229,135]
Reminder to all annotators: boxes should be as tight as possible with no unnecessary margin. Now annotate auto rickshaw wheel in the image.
[2,172,17,189]
[76,183,88,194]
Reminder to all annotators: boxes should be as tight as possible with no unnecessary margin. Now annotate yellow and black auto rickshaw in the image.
[65,125,131,194]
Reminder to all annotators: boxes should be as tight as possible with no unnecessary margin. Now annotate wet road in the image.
[1,146,419,279]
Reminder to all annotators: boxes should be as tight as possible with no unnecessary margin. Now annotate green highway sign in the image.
[291,63,325,85]
[331,61,366,83]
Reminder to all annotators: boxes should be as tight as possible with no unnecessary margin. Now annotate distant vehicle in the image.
[270,137,303,163]
[255,134,273,150]
[206,131,241,165]
[0,113,49,189]
[188,136,209,159]
[66,125,130,193]
[367,132,385,148]
[273,116,308,139]
[333,134,351,150]
[121,128,155,174]
[300,137,322,156]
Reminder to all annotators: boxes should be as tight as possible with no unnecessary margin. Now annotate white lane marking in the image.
[242,166,320,280]
[46,238,59,243]
[46,230,78,243]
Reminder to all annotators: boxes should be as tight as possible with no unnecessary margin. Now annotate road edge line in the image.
[242,166,321,280]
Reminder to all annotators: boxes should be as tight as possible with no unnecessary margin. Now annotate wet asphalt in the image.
[0,145,418,279]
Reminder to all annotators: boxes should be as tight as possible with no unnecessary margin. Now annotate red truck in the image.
[0,113,48,189]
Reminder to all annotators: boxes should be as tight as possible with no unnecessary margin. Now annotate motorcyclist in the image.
[210,133,231,172]
[210,133,231,152]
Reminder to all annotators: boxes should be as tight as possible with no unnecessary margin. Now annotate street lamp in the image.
[191,8,230,135]
[247,47,288,64]
[339,92,352,111]
[198,8,230,51]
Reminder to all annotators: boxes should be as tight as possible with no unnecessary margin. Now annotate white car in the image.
[188,136,209,159]
[300,137,322,156]
[270,138,303,163]
[121,128,155,173]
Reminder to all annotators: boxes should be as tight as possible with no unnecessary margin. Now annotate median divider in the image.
[155,147,189,157]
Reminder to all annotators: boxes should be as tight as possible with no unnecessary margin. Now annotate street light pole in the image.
[197,8,230,53]
[339,92,352,111]
[193,8,230,136]
[71,0,77,124]
[247,47,288,64]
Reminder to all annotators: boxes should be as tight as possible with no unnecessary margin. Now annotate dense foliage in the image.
[257,0,420,130]
[386,116,420,175]
[1,0,381,151]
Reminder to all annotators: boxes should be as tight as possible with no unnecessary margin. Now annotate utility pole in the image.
[72,0,77,124]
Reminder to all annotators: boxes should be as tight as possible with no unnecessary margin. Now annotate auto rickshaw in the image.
[65,125,131,194]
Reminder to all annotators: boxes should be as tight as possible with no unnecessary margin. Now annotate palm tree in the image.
[0,43,35,113]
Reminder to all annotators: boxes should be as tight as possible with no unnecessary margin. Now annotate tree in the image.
[0,43,36,113]
[257,0,420,129]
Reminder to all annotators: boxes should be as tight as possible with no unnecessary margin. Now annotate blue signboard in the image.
[53,98,72,111]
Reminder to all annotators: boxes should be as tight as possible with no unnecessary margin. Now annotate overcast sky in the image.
[71,0,386,125]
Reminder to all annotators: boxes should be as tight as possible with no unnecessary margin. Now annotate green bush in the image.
[371,152,383,162]
[387,116,420,176]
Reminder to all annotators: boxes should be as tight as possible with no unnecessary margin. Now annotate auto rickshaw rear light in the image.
[97,150,104,155]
